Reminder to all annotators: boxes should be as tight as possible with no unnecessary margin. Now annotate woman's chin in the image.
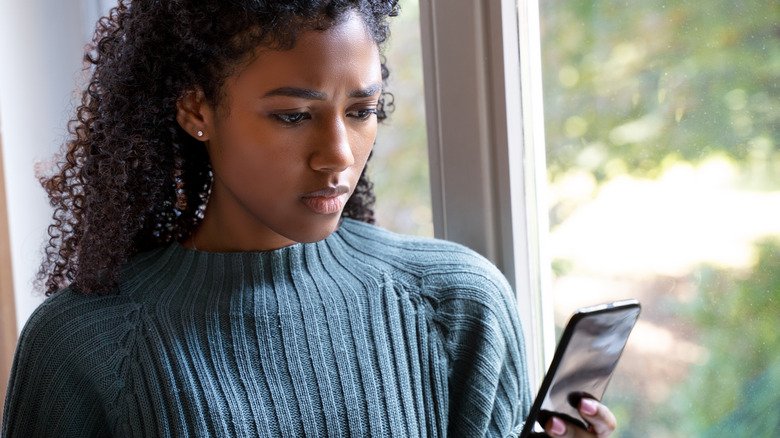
[285,216,344,244]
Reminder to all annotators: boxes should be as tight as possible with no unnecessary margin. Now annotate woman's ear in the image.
[176,89,211,141]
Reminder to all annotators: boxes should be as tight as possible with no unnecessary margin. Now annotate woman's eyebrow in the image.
[348,83,383,98]
[261,83,383,100]
[263,87,327,100]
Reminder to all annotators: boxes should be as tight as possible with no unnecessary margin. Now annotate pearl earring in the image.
[197,130,204,137]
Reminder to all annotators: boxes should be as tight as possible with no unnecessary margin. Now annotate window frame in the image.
[418,0,554,388]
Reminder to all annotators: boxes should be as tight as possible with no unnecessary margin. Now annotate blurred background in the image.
[541,1,780,436]
[371,0,432,238]
[375,0,780,436]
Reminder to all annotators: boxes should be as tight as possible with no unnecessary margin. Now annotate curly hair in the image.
[38,0,399,296]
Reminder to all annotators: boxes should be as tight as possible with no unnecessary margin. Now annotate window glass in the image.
[373,0,432,237]
[540,1,780,435]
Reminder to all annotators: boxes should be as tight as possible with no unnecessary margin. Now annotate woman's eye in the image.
[273,112,310,124]
[347,109,378,120]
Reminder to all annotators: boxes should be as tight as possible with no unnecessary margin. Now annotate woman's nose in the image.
[309,117,354,173]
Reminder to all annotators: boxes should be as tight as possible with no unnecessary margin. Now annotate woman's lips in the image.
[301,186,349,215]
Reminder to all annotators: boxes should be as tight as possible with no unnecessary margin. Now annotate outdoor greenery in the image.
[541,0,780,436]
[687,240,780,436]
[542,0,780,188]
[374,0,780,435]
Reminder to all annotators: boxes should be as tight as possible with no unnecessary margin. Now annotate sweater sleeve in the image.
[432,252,533,438]
[2,291,138,438]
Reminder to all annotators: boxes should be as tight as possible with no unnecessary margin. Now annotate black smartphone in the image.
[520,300,641,437]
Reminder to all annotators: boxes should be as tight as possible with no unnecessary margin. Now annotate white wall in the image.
[0,0,110,332]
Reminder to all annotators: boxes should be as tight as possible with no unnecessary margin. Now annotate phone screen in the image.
[521,300,641,437]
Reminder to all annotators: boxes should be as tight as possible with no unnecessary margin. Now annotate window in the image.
[372,0,433,238]
[420,0,780,435]
[417,0,554,386]
[540,1,780,435]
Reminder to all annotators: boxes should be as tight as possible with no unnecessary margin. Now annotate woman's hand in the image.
[544,399,616,438]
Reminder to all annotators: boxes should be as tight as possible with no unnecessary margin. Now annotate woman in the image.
[2,1,615,436]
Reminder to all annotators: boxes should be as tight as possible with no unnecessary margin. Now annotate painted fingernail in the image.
[580,398,598,416]
[551,417,566,436]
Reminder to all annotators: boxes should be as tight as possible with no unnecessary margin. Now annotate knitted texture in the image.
[3,219,531,437]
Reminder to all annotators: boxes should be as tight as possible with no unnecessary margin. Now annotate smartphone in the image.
[520,300,641,437]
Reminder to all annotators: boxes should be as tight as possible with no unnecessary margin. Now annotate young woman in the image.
[2,1,616,437]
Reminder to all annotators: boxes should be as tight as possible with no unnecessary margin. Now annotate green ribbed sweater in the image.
[3,219,531,437]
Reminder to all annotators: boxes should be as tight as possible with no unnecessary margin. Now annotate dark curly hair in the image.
[38,0,399,296]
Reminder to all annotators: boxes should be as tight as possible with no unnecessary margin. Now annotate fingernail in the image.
[580,398,598,416]
[551,417,566,436]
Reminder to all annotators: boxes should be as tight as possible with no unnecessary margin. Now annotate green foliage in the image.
[541,1,780,436]
[675,240,780,436]
[541,0,780,185]
[702,357,780,437]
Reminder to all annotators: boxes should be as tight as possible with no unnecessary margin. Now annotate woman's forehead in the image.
[228,15,381,89]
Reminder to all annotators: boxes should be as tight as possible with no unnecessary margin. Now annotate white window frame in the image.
[418,0,554,388]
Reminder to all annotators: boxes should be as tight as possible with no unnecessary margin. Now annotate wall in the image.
[0,1,108,335]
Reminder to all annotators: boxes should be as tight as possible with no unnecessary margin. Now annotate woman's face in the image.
[190,13,382,251]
